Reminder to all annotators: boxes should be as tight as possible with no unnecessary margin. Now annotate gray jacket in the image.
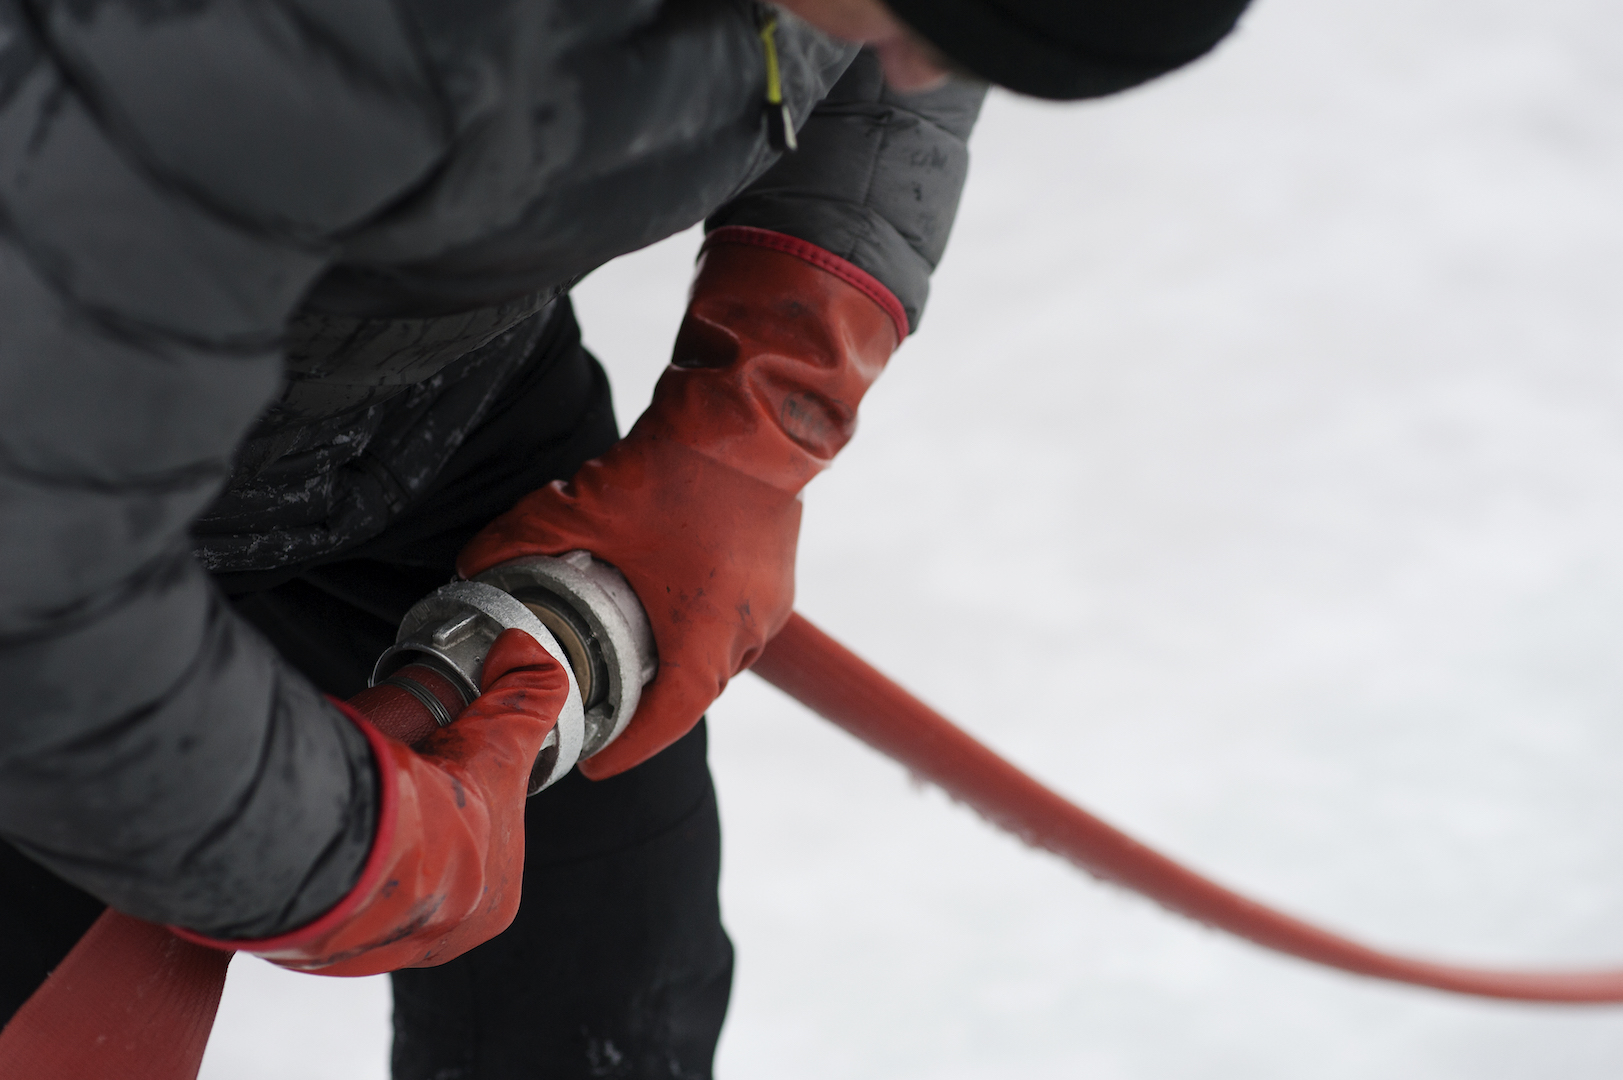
[0,0,982,936]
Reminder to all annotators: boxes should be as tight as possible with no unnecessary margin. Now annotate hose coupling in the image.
[371,552,656,793]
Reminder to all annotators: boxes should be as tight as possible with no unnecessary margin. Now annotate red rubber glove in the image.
[457,227,906,778]
[171,628,568,976]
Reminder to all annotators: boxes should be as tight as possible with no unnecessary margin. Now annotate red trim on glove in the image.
[705,226,910,345]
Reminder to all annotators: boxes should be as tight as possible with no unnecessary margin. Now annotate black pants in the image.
[0,301,734,1079]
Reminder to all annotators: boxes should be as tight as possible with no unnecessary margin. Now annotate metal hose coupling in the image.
[369,552,657,793]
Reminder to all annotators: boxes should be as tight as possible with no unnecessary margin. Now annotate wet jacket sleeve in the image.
[707,49,987,333]
[0,0,445,937]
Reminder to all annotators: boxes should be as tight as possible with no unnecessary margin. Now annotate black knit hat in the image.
[883,0,1253,100]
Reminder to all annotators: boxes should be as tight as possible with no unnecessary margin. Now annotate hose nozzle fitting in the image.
[371,552,656,793]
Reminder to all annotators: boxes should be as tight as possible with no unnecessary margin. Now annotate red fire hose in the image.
[752,612,1623,1003]
[6,613,1623,1080]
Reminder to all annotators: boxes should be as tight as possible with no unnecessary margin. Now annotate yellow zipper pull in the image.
[759,16,797,152]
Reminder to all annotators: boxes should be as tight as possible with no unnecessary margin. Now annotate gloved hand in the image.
[171,628,568,976]
[457,227,906,778]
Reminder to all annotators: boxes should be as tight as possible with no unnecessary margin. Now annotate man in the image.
[0,0,1248,1075]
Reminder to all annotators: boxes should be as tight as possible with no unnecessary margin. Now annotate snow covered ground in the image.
[200,1,1623,1076]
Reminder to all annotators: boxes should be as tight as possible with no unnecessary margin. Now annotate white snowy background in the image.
[200,0,1623,1076]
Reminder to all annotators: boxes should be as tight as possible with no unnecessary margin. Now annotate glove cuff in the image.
[704,226,910,345]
